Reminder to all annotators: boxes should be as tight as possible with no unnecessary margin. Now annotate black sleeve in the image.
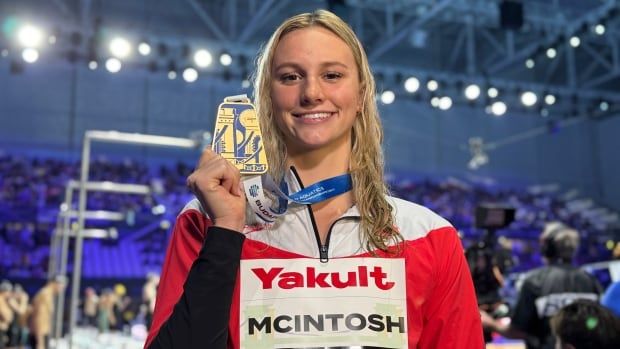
[147,226,245,349]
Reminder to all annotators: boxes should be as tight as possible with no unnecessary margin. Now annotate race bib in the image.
[240,258,408,348]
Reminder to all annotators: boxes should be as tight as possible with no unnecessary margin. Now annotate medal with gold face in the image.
[212,95,268,175]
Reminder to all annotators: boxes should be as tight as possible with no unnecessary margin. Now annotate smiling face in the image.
[270,26,361,155]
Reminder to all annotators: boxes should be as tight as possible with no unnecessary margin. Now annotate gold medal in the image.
[212,95,268,174]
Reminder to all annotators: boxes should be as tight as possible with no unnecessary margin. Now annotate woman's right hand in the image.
[186,149,247,232]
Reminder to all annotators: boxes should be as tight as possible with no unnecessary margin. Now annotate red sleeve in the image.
[418,227,484,348]
[144,208,210,349]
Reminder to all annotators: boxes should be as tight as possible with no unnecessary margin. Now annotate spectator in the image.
[142,273,159,330]
[97,288,117,334]
[29,275,66,349]
[550,299,620,349]
[82,287,99,327]
[7,284,29,348]
[481,222,604,349]
[0,281,14,349]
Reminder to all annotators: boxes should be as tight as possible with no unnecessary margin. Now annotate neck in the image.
[287,142,351,186]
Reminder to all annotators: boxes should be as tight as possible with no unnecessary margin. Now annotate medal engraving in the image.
[212,96,268,174]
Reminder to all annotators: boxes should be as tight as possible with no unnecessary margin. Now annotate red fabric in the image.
[145,209,483,348]
[144,209,210,349]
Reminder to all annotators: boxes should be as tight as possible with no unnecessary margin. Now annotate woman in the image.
[145,9,482,349]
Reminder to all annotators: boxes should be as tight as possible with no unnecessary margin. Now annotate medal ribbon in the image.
[243,173,352,223]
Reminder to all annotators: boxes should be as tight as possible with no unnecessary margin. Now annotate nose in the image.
[301,77,324,106]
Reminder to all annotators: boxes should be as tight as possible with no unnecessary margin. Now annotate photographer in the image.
[481,222,603,349]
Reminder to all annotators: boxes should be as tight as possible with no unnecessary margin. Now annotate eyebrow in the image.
[273,61,350,71]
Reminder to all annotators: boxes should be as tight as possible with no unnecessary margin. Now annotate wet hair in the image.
[253,9,401,252]
[550,299,620,349]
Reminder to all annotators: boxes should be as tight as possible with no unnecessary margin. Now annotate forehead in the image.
[272,26,356,68]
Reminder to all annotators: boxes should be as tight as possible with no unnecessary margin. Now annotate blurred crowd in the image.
[0,274,159,349]
[1,154,618,279]
[1,154,619,348]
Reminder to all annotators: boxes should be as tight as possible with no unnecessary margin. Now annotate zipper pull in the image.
[319,245,329,263]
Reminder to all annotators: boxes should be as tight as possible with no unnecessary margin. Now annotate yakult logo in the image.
[251,265,395,290]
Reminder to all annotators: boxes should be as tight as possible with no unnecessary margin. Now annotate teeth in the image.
[299,112,331,120]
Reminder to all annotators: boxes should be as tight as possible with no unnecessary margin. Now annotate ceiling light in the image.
[491,101,507,116]
[109,37,131,58]
[521,91,537,107]
[183,67,198,82]
[138,42,151,56]
[464,84,481,100]
[380,90,395,104]
[426,79,438,91]
[194,49,212,68]
[438,96,452,110]
[105,58,122,73]
[17,25,44,47]
[404,77,420,93]
[21,48,39,63]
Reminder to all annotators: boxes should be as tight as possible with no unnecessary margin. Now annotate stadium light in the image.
[404,77,420,93]
[426,79,438,91]
[491,101,507,116]
[521,91,538,107]
[194,49,212,68]
[525,58,535,69]
[109,37,132,59]
[138,42,151,56]
[105,58,122,73]
[464,84,481,100]
[21,48,39,63]
[17,24,44,47]
[600,101,609,111]
[182,67,198,82]
[438,96,452,110]
[380,90,395,104]
[219,53,232,66]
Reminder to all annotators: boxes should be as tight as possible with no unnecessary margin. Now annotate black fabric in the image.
[510,264,603,349]
[148,226,245,349]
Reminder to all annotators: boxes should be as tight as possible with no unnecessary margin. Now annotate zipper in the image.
[319,216,359,262]
[289,166,359,263]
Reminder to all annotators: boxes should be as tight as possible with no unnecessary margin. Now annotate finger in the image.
[224,159,243,196]
[195,148,219,170]
[219,160,241,195]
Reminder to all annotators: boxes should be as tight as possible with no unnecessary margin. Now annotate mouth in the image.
[292,112,335,121]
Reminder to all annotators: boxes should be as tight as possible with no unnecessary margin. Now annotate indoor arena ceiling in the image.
[1,0,620,118]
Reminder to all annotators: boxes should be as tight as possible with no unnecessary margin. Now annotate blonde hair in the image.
[253,9,401,252]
